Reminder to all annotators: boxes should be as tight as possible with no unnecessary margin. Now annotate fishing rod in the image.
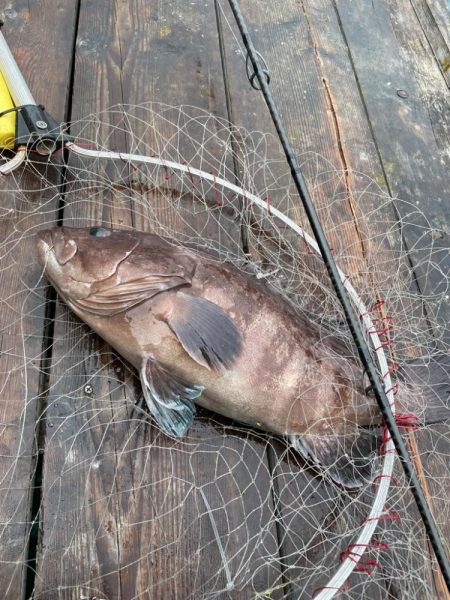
[225,0,450,593]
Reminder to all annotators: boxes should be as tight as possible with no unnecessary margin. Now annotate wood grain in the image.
[334,2,450,597]
[425,0,450,52]
[34,1,282,599]
[0,2,79,598]
[336,0,450,339]
[218,0,449,596]
[215,2,389,597]
[409,0,450,86]
[0,0,446,598]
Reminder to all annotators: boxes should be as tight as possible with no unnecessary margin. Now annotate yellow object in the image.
[0,70,15,149]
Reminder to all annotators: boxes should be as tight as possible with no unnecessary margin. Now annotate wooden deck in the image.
[0,1,449,598]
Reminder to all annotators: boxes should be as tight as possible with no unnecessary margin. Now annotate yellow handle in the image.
[0,70,15,149]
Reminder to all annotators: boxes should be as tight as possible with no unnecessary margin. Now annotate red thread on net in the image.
[264,194,272,215]
[163,164,175,181]
[382,361,400,378]
[394,412,419,430]
[347,542,390,552]
[339,542,389,575]
[372,474,400,489]
[361,505,400,525]
[384,382,399,396]
[365,300,385,314]
[212,172,223,206]
[370,315,394,323]
[369,316,395,329]
[368,325,394,337]
[184,163,197,189]
[373,339,393,352]
[340,555,380,576]
[379,424,395,456]
[312,582,350,597]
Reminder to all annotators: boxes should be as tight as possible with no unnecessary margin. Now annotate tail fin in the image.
[398,352,450,424]
[289,353,448,489]
[290,429,379,489]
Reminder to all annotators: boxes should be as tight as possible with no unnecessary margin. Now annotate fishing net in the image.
[0,103,448,599]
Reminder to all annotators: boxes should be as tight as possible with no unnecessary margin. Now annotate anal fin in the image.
[140,357,204,437]
[290,428,379,489]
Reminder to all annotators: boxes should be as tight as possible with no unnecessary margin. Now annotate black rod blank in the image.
[226,0,450,590]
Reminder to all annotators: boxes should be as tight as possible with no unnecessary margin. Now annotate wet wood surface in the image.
[0,2,80,598]
[0,0,448,599]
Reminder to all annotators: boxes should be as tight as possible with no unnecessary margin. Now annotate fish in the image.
[36,226,449,488]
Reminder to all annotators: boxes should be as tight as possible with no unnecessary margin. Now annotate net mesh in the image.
[0,103,448,599]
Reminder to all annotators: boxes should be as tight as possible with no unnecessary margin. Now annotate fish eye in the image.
[89,227,111,238]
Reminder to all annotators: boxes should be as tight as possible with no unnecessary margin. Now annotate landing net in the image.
[0,103,448,599]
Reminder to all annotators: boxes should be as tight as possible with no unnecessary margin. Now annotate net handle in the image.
[0,28,36,106]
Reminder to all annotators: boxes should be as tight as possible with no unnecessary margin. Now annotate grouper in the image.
[36,226,449,488]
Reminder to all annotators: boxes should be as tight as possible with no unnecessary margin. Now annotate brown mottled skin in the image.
[36,227,379,439]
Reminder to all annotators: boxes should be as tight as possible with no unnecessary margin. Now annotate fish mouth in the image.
[36,228,79,268]
[36,229,55,267]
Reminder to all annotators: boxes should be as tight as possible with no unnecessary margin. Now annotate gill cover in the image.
[65,227,196,315]
[51,226,140,283]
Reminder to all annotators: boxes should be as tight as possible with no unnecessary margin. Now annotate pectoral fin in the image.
[140,357,203,437]
[290,428,379,489]
[161,292,242,371]
[77,274,188,316]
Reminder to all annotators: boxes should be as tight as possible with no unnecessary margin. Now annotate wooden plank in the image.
[218,0,371,287]
[300,1,445,586]
[426,0,450,51]
[409,0,450,86]
[335,0,450,338]
[217,2,397,597]
[414,424,450,551]
[0,3,79,598]
[334,2,450,597]
[219,0,450,596]
[35,1,282,599]
[387,0,450,159]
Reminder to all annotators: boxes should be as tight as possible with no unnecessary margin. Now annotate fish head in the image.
[36,226,140,300]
